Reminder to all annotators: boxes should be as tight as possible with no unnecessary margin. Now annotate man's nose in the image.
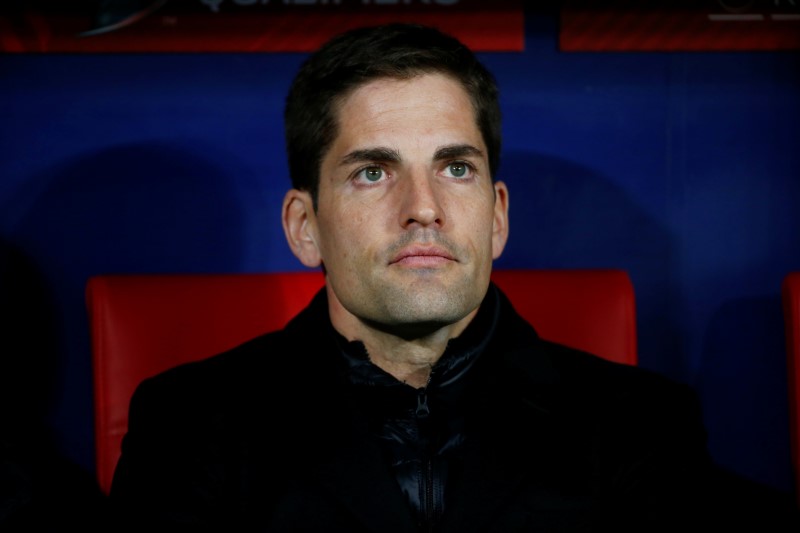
[398,170,445,229]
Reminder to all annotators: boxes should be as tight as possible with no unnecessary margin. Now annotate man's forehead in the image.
[328,74,483,149]
[333,73,474,118]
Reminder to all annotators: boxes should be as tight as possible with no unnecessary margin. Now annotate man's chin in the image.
[379,290,476,327]
[390,265,464,287]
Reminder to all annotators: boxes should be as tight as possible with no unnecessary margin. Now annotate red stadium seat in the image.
[490,269,637,366]
[782,272,800,507]
[86,268,637,495]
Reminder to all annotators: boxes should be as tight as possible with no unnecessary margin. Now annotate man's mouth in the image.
[389,245,456,267]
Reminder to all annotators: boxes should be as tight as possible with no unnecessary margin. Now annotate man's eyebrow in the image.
[433,144,484,161]
[340,147,401,166]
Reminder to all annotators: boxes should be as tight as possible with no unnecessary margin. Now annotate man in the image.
[109,23,719,531]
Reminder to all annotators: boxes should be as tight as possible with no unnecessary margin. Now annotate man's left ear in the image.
[282,188,322,268]
[491,181,510,260]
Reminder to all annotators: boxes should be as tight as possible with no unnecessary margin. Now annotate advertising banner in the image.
[0,0,524,53]
[560,1,800,51]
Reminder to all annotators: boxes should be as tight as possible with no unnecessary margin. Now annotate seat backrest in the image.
[490,269,637,365]
[86,268,637,495]
[782,272,800,507]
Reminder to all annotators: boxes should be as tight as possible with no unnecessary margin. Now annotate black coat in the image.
[109,283,719,531]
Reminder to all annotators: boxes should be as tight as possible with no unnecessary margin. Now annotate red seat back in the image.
[490,269,637,365]
[86,268,637,495]
[782,272,800,507]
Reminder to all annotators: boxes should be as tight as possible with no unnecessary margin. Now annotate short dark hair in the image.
[284,23,502,207]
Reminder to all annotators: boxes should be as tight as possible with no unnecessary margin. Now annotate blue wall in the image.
[1,13,798,496]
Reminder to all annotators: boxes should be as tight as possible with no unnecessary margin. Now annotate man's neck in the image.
[328,298,478,388]
[357,328,456,388]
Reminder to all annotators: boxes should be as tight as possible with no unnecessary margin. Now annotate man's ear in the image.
[491,181,510,260]
[282,189,322,268]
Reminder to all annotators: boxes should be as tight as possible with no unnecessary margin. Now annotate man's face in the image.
[288,73,509,336]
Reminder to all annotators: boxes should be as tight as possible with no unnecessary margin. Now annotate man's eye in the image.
[357,166,384,183]
[446,162,471,178]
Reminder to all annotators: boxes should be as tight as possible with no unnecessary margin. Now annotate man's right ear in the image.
[282,189,322,268]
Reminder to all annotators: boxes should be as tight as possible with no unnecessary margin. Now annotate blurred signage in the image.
[560,0,800,51]
[0,0,524,53]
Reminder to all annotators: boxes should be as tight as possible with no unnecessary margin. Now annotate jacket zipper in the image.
[416,387,437,531]
[424,458,435,532]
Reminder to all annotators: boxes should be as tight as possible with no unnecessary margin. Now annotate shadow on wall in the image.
[700,296,794,493]
[495,151,681,378]
[0,142,249,511]
[0,240,108,529]
[4,141,248,275]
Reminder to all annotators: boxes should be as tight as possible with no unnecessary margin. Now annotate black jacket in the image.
[110,283,718,531]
